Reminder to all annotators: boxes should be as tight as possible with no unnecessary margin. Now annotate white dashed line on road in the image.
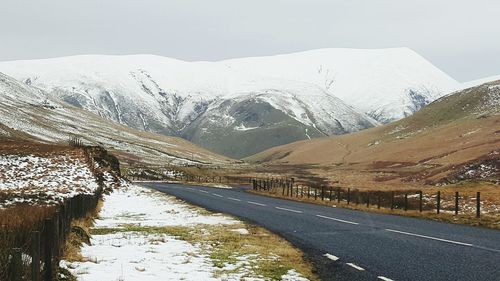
[212,193,223,198]
[323,253,339,261]
[385,229,473,247]
[378,276,395,281]
[199,190,209,193]
[228,197,242,202]
[247,201,266,207]
[316,214,360,225]
[346,263,365,271]
[275,207,303,213]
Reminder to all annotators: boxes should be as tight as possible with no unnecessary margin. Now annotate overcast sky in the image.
[1,0,499,82]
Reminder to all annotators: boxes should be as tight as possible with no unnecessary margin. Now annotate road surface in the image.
[143,183,500,281]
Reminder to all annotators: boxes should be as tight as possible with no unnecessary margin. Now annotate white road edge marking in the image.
[247,201,266,207]
[385,229,473,247]
[323,253,339,261]
[316,214,359,225]
[199,190,209,193]
[228,197,242,202]
[378,276,395,281]
[346,263,365,271]
[212,193,223,198]
[275,207,303,213]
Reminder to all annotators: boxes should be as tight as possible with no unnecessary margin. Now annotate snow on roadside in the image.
[62,184,310,281]
[93,184,236,228]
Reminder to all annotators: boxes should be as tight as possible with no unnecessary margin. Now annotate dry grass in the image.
[62,199,103,262]
[0,204,56,229]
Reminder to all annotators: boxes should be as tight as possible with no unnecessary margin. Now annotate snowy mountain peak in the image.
[0,48,459,157]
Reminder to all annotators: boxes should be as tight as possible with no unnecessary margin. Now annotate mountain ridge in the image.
[0,48,459,158]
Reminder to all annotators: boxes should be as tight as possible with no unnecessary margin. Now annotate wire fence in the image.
[251,177,486,218]
[0,190,103,281]
[0,145,108,281]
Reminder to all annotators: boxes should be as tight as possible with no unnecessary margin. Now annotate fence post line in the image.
[321,186,325,201]
[307,186,311,199]
[377,193,381,209]
[404,194,408,211]
[476,192,481,218]
[337,187,341,203]
[32,231,41,281]
[329,187,333,201]
[314,187,318,200]
[455,192,459,216]
[437,191,441,214]
[11,248,22,281]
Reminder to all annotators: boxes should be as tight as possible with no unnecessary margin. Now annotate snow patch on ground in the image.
[62,184,310,280]
[0,153,98,207]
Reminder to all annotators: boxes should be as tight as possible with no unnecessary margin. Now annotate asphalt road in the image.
[143,183,500,281]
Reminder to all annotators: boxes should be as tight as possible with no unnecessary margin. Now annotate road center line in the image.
[247,201,266,207]
[378,276,395,281]
[323,253,339,261]
[346,263,365,271]
[199,190,209,193]
[212,193,223,198]
[316,214,360,225]
[275,207,303,213]
[228,197,242,202]
[385,228,473,247]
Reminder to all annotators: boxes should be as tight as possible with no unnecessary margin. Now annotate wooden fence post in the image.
[377,193,381,209]
[347,188,351,205]
[391,191,395,210]
[43,218,54,281]
[314,188,318,200]
[455,192,459,215]
[437,191,441,214]
[307,186,311,199]
[404,194,408,211]
[419,191,423,213]
[10,247,22,281]
[366,192,370,208]
[476,192,481,218]
[31,231,41,281]
[337,187,341,203]
[321,186,325,201]
[329,187,333,201]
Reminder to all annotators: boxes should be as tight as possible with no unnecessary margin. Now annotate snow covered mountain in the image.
[0,48,459,158]
[0,72,233,166]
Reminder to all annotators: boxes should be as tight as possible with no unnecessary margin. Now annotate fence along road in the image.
[144,183,500,281]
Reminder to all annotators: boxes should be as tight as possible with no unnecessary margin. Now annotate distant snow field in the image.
[62,185,309,281]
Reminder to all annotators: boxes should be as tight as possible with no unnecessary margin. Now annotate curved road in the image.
[143,183,500,281]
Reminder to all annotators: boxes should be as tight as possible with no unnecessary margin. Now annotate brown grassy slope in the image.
[245,80,500,189]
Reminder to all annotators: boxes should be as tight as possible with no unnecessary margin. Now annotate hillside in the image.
[246,80,500,188]
[0,48,458,158]
[0,72,233,167]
